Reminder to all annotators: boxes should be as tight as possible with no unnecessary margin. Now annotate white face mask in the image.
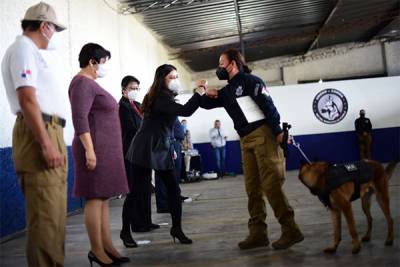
[127,90,138,101]
[41,24,59,50]
[42,32,58,50]
[96,63,108,78]
[168,79,181,94]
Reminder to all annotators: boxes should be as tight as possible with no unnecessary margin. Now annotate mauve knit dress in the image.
[69,75,129,198]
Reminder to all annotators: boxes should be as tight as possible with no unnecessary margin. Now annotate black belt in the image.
[42,113,66,128]
[18,112,66,128]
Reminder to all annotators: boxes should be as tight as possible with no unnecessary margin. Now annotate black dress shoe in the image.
[88,251,119,267]
[149,223,160,230]
[157,208,170,213]
[120,231,137,248]
[105,250,130,264]
[132,226,151,233]
[170,227,192,244]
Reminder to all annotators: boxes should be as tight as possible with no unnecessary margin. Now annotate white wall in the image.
[192,41,400,87]
[178,76,400,143]
[0,0,193,148]
[283,44,385,84]
[385,41,400,76]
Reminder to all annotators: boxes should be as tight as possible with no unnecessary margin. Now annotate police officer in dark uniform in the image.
[198,49,303,250]
[354,109,372,159]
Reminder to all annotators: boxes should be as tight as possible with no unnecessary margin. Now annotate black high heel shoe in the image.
[120,231,138,248]
[88,251,119,267]
[105,250,130,264]
[170,227,193,244]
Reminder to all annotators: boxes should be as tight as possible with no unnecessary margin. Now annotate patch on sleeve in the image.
[254,83,270,97]
[20,69,32,78]
[261,86,270,97]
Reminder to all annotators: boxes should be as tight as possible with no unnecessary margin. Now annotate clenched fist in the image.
[196,79,208,89]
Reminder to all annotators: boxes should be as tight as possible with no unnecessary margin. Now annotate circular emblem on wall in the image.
[312,88,348,124]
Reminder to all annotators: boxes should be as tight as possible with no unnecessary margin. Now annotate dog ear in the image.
[299,160,308,168]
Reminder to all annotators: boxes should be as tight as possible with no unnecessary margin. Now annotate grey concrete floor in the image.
[1,167,399,267]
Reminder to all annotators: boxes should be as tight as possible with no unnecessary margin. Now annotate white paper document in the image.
[236,96,266,123]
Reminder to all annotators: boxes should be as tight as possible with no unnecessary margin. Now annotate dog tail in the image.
[385,162,398,180]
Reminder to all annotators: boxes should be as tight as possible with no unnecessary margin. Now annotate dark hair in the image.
[21,20,42,32]
[141,64,176,113]
[121,75,140,92]
[215,120,220,123]
[78,43,111,68]
[221,48,251,73]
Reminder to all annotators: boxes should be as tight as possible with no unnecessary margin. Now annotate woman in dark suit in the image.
[126,64,205,244]
[119,75,156,248]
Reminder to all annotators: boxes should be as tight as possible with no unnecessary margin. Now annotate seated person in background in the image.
[181,119,194,173]
[181,119,193,150]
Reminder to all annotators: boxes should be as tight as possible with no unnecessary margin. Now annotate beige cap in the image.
[22,1,66,32]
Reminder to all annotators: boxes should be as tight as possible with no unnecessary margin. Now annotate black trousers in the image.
[155,142,183,210]
[122,164,183,231]
[122,163,152,232]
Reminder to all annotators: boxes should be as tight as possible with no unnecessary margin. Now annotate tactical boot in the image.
[272,229,304,250]
[238,235,269,250]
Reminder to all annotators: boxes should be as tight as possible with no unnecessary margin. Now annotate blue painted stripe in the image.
[0,147,82,238]
[194,127,400,174]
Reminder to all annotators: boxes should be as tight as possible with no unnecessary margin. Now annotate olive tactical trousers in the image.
[240,124,300,238]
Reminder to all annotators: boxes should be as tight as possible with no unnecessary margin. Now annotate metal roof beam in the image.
[306,0,341,54]
[233,0,245,56]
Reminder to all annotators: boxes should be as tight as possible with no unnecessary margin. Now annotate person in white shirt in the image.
[209,120,227,177]
[1,2,68,266]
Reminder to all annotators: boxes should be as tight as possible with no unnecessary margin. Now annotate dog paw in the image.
[352,245,361,254]
[385,240,393,246]
[361,236,371,242]
[323,247,337,254]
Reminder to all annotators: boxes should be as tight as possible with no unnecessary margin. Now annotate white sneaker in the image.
[183,197,193,203]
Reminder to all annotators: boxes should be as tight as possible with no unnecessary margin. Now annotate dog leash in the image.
[291,137,312,164]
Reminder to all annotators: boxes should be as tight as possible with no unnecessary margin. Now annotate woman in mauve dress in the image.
[69,43,129,266]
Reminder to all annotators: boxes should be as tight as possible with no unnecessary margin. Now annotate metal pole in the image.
[233,0,245,57]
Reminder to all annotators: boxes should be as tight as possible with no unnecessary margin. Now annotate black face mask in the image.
[216,67,229,80]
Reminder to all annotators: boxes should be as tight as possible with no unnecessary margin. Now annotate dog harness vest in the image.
[318,161,373,207]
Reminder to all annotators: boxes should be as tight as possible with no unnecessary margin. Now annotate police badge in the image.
[235,86,243,96]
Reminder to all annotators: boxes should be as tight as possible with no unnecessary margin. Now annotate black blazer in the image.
[126,90,201,170]
[119,97,142,155]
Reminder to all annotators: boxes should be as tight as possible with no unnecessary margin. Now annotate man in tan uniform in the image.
[1,2,68,266]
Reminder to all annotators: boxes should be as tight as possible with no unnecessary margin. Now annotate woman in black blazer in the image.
[119,75,158,248]
[126,64,205,244]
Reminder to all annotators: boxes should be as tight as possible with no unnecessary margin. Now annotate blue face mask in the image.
[182,124,187,131]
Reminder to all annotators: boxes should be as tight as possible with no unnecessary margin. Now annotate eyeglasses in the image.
[46,23,56,32]
[126,87,140,91]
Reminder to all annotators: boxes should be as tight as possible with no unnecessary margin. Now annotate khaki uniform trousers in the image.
[240,124,299,238]
[358,133,372,159]
[13,115,67,267]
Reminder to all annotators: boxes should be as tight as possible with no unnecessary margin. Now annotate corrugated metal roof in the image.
[119,0,400,71]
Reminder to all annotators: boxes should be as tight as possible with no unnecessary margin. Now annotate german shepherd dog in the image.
[298,160,397,254]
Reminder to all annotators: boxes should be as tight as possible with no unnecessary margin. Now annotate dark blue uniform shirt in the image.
[200,71,282,137]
